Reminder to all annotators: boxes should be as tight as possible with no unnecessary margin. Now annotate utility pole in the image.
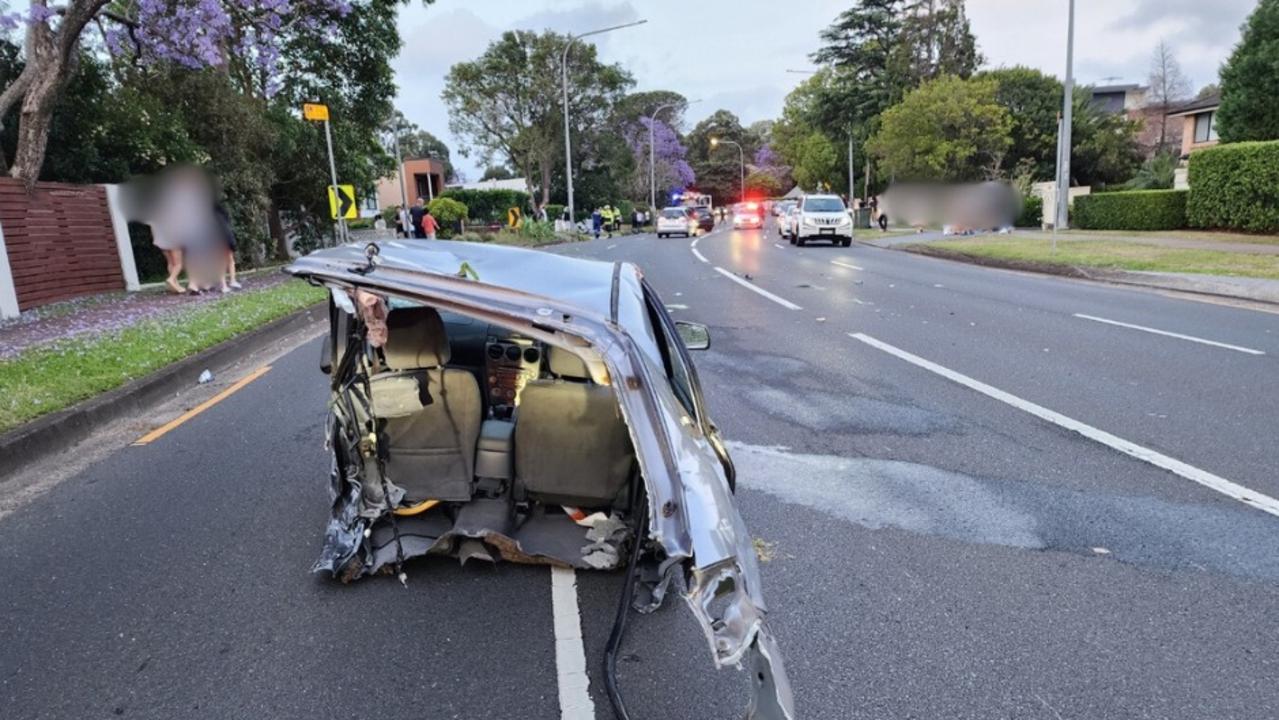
[1054,0,1076,236]
[393,129,407,212]
[848,133,855,241]
[561,19,647,229]
[322,113,345,246]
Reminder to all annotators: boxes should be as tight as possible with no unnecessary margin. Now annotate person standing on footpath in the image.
[591,207,603,240]
[421,208,439,239]
[409,198,426,239]
[212,202,241,293]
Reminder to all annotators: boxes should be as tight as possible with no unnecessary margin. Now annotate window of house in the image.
[1194,111,1218,143]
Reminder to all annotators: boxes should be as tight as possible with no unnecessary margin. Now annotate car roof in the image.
[288,239,619,317]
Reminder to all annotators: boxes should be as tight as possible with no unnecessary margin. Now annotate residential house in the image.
[1166,93,1221,158]
[374,157,448,214]
[1087,84,1148,114]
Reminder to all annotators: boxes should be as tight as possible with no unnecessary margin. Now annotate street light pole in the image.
[561,19,647,228]
[711,138,745,203]
[648,98,700,213]
[1055,0,1076,235]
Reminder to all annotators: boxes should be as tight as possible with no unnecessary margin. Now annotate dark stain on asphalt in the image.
[729,441,1279,582]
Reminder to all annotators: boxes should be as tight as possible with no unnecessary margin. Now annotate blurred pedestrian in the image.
[397,205,412,238]
[409,198,426,239]
[212,202,241,293]
[591,207,603,239]
[421,208,439,239]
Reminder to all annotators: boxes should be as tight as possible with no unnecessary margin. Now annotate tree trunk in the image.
[8,0,111,186]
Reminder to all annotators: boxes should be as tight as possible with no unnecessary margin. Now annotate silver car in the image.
[287,240,794,719]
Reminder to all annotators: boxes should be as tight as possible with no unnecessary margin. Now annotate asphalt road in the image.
[3,218,1278,719]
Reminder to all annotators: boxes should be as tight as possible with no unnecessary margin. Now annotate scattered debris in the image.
[753,537,777,563]
[1091,547,1111,555]
[815,317,826,323]
[197,369,213,384]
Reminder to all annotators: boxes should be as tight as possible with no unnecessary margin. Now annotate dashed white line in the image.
[714,267,803,310]
[1073,313,1265,355]
[774,243,785,249]
[551,566,596,719]
[830,260,864,271]
[849,332,1279,519]
[606,244,617,250]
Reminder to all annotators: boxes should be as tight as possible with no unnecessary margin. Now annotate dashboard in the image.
[484,336,542,418]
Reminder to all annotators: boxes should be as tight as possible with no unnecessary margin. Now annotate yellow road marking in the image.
[132,365,272,446]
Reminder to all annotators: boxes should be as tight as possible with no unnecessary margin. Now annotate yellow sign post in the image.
[302,103,330,121]
[328,185,358,220]
[506,206,523,229]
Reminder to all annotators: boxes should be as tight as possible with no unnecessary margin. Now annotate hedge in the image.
[439,188,531,224]
[1187,141,1279,233]
[427,197,468,239]
[1073,190,1187,231]
[1015,194,1042,228]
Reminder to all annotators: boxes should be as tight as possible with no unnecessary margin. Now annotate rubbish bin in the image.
[852,207,872,229]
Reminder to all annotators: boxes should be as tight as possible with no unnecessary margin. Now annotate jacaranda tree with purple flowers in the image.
[0,0,353,183]
[623,117,694,203]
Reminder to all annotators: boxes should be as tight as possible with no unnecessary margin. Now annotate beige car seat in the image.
[368,306,482,502]
[515,346,634,507]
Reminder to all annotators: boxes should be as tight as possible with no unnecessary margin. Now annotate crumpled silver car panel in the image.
[287,241,795,719]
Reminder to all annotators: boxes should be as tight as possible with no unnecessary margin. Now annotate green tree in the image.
[977,66,1062,180]
[480,165,518,181]
[390,111,456,182]
[687,109,756,205]
[1216,0,1279,141]
[1068,88,1144,187]
[899,0,983,82]
[868,75,1012,181]
[443,30,633,208]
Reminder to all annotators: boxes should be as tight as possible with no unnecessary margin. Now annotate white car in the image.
[656,206,698,238]
[790,194,852,247]
[779,206,801,240]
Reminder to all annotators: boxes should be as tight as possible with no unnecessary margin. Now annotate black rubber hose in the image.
[604,502,649,720]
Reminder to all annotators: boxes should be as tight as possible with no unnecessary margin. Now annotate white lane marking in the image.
[774,243,785,249]
[551,566,596,719]
[690,236,700,248]
[831,259,864,271]
[666,303,689,310]
[714,267,803,310]
[689,236,709,263]
[1073,313,1265,355]
[849,332,1279,519]
[606,244,617,250]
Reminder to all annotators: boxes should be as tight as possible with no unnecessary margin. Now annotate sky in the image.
[392,0,1258,180]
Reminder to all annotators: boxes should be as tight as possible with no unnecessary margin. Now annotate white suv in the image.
[790,194,852,247]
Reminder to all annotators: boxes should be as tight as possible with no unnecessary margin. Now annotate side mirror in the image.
[675,321,711,351]
[320,336,333,375]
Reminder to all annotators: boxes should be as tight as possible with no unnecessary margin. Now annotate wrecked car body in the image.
[287,239,795,719]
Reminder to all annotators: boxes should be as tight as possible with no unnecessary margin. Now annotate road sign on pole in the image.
[302,103,330,121]
[303,102,346,245]
[328,185,358,220]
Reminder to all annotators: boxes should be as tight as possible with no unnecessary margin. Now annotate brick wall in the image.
[0,179,124,311]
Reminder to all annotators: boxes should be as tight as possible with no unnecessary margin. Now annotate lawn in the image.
[921,236,1279,280]
[1016,229,1279,246]
[0,280,325,434]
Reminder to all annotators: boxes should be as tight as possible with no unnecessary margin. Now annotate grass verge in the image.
[1028,229,1279,246]
[0,280,325,434]
[920,237,1279,280]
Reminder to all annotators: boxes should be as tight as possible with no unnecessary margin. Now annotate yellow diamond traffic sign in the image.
[303,103,330,121]
[328,184,357,220]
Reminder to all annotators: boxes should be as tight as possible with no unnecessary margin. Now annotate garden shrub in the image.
[1015,194,1043,227]
[1073,190,1187,231]
[438,188,530,224]
[427,197,468,238]
[1186,140,1279,233]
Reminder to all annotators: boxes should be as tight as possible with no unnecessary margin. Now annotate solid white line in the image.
[1073,313,1265,355]
[551,566,596,719]
[714,267,803,310]
[691,247,709,263]
[849,332,1279,519]
[830,259,864,271]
